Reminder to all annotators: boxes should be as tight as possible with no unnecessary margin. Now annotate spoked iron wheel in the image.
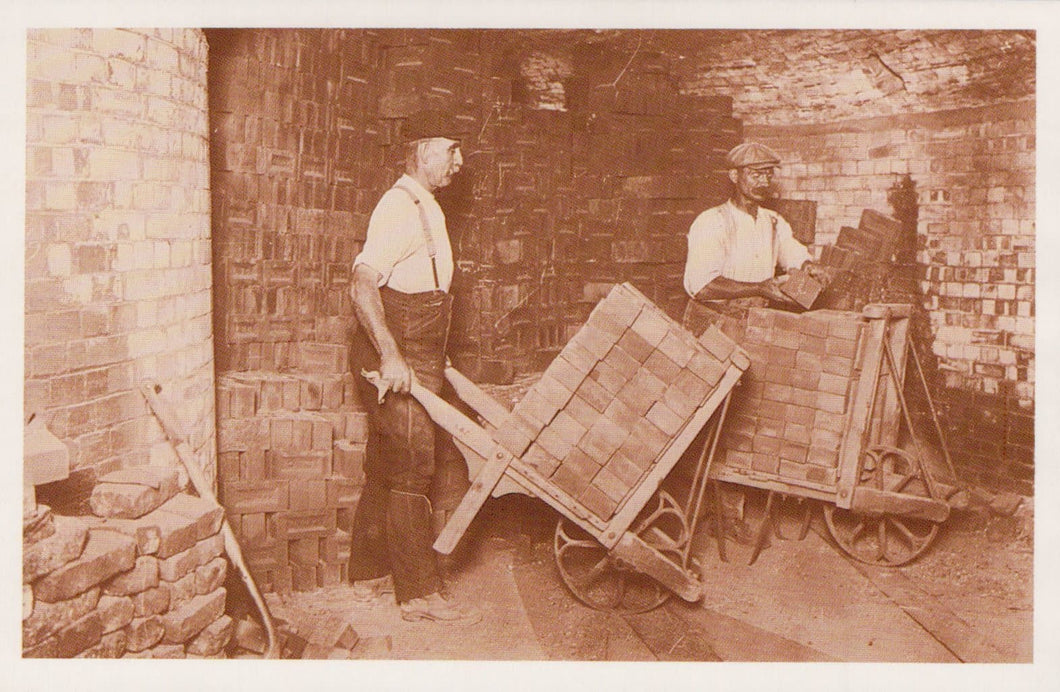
[823,446,940,566]
[553,491,690,613]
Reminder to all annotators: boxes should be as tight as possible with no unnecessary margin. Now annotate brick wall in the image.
[25,29,216,497]
[682,30,1035,494]
[204,28,745,588]
[748,104,1034,495]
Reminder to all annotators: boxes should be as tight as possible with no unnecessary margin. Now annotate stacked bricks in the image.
[23,467,232,659]
[712,307,865,489]
[215,366,367,594]
[447,38,742,379]
[206,28,383,374]
[690,30,1036,494]
[743,98,1034,493]
[495,283,748,522]
[24,29,216,490]
[816,209,906,312]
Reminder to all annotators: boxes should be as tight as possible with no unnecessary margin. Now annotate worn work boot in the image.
[350,574,395,604]
[400,591,482,625]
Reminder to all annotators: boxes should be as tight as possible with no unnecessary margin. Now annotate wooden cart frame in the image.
[707,303,962,566]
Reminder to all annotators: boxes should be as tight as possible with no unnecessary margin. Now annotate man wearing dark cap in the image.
[683,141,825,333]
[346,109,479,624]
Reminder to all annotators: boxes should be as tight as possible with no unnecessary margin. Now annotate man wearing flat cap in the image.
[682,141,825,333]
[346,109,480,624]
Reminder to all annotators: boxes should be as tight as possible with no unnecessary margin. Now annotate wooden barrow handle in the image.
[140,380,281,659]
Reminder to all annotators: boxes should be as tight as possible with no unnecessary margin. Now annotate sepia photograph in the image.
[8,1,1058,689]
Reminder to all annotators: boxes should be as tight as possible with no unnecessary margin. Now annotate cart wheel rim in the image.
[825,445,942,566]
[822,503,939,566]
[553,491,689,614]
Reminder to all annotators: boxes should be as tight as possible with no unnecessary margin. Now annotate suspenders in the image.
[393,184,441,291]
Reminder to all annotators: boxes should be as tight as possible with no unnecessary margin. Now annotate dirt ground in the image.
[259,489,1033,664]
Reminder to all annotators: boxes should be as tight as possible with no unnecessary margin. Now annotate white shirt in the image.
[683,199,811,297]
[353,174,455,294]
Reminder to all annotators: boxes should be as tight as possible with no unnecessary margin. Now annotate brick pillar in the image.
[25,29,216,498]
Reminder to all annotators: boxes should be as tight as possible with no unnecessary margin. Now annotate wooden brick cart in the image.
[707,302,962,566]
[365,283,749,613]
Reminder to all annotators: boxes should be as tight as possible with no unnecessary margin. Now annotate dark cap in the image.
[404,110,465,143]
[725,141,782,169]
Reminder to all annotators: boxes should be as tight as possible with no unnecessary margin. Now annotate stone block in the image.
[23,611,102,658]
[164,571,199,611]
[23,586,100,649]
[146,643,187,658]
[33,530,136,602]
[158,492,224,540]
[195,556,228,596]
[158,532,225,582]
[90,466,181,519]
[161,587,226,644]
[84,515,162,556]
[131,585,171,617]
[185,614,234,657]
[124,615,165,652]
[75,629,127,658]
[97,594,135,633]
[23,514,88,583]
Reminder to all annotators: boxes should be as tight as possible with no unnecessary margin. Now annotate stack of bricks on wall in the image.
[493,283,748,523]
[24,468,231,659]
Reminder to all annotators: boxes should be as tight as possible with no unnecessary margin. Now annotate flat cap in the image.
[404,110,466,143]
[725,141,782,169]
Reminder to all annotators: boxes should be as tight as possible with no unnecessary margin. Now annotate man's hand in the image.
[758,276,800,306]
[379,352,414,398]
[801,261,831,283]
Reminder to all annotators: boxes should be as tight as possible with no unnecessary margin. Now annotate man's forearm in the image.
[351,266,400,359]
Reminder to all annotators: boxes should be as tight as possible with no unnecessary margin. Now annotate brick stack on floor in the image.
[215,341,367,594]
[492,282,748,523]
[23,467,233,658]
[710,307,866,490]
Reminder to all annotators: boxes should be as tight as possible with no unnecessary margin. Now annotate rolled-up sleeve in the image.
[683,210,727,297]
[353,190,417,286]
[773,214,812,272]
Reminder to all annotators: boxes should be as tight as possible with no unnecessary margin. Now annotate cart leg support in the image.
[612,532,703,603]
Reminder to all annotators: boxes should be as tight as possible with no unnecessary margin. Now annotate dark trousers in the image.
[347,287,468,603]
